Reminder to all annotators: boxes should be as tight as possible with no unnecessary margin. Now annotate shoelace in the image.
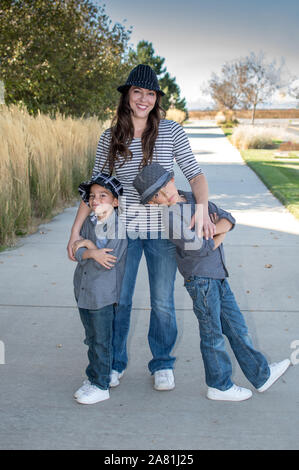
[156,370,172,381]
[83,385,99,395]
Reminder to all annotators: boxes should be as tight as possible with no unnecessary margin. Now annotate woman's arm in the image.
[67,129,111,261]
[170,122,215,240]
[189,174,216,240]
[67,200,91,261]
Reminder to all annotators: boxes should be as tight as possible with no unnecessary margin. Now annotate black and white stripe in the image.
[92,119,202,232]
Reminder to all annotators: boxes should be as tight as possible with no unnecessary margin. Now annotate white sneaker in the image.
[257,359,291,393]
[109,369,125,388]
[154,369,175,391]
[73,380,91,399]
[76,384,110,404]
[207,384,253,401]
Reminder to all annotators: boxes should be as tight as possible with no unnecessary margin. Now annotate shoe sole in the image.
[257,360,291,393]
[76,395,110,405]
[154,384,175,391]
[207,392,252,402]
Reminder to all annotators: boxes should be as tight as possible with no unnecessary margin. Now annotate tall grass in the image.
[0,105,105,246]
[231,125,299,150]
[166,108,187,124]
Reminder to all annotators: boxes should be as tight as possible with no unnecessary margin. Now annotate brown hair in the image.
[105,88,166,174]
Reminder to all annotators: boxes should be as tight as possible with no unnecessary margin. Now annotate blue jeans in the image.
[112,234,178,374]
[184,277,270,390]
[79,304,115,390]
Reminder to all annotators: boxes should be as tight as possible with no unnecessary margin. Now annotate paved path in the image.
[0,120,298,450]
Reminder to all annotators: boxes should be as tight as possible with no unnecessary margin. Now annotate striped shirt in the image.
[92,119,203,232]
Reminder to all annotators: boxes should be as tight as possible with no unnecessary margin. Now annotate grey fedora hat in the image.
[133,163,173,205]
[117,64,165,96]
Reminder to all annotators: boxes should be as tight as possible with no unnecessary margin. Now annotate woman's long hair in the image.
[105,88,166,174]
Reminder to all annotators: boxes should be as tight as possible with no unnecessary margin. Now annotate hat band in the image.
[140,172,172,204]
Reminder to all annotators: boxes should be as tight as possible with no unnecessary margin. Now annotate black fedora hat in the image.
[117,64,165,96]
[78,172,123,205]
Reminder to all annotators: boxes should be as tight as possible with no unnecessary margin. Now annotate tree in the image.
[203,61,249,110]
[204,52,284,123]
[288,78,299,103]
[0,0,131,118]
[129,40,187,113]
[240,52,284,124]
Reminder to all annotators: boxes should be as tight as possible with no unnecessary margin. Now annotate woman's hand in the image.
[67,232,83,261]
[189,208,216,240]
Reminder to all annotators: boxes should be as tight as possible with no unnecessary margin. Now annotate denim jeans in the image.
[79,304,115,390]
[184,277,270,390]
[112,233,178,374]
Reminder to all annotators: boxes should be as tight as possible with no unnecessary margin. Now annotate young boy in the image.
[72,172,127,405]
[133,163,291,401]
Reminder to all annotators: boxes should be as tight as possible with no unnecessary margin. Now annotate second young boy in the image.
[133,163,291,401]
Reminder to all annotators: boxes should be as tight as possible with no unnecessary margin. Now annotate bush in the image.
[215,110,239,127]
[231,125,299,150]
[166,108,187,124]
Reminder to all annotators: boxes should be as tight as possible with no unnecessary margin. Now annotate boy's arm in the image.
[208,201,236,234]
[162,205,203,251]
[213,233,226,249]
[162,205,215,255]
[85,236,128,271]
[214,217,233,235]
[72,238,97,257]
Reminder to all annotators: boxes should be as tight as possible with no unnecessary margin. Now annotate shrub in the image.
[215,110,239,127]
[231,125,299,150]
[166,108,187,124]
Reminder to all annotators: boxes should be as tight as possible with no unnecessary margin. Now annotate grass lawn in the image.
[221,126,234,140]
[240,149,299,220]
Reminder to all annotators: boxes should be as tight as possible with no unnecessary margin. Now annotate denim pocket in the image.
[184,280,197,301]
[197,278,210,298]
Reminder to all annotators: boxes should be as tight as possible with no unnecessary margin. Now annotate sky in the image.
[100,0,299,109]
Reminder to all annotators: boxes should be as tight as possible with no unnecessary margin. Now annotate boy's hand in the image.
[90,248,117,269]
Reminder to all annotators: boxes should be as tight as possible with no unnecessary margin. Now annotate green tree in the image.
[0,0,131,118]
[129,40,187,113]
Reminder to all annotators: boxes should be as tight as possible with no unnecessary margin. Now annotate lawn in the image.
[240,149,299,220]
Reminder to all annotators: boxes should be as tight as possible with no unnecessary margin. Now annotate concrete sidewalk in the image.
[0,120,298,450]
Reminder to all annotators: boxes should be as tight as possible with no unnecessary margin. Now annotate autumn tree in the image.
[204,61,249,110]
[204,52,284,123]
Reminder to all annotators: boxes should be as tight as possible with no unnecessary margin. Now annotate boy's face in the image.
[89,184,118,220]
[148,178,180,206]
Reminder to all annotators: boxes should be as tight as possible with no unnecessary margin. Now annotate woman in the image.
[67,64,215,391]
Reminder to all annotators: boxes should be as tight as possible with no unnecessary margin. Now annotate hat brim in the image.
[117,84,165,96]
[78,174,123,205]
